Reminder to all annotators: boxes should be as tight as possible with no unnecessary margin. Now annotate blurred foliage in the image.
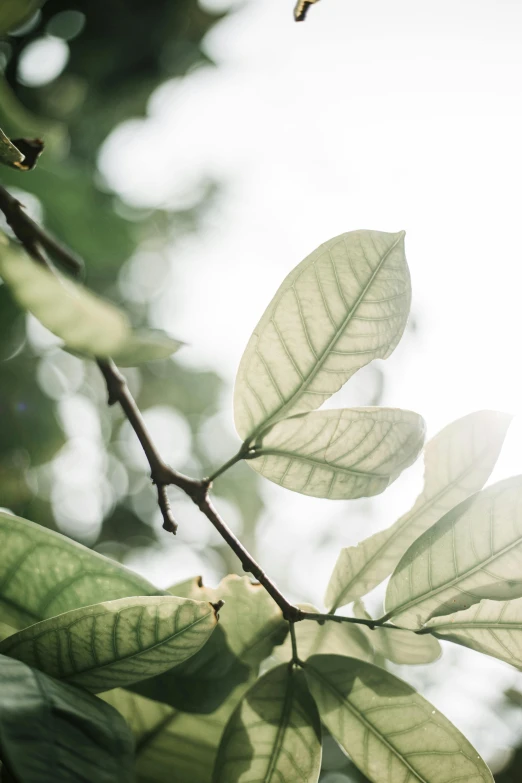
[0,0,264,578]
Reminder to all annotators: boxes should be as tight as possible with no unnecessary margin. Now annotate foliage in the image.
[0,3,519,783]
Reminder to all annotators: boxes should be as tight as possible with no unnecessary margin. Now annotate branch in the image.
[0,185,83,275]
[0,182,413,632]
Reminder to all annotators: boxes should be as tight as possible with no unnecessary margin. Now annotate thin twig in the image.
[0,181,414,633]
[0,184,83,275]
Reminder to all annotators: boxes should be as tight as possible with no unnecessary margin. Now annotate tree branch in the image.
[0,181,415,633]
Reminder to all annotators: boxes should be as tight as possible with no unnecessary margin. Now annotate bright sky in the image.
[97,0,522,766]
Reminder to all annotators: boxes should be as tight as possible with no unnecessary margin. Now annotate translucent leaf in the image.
[0,653,134,783]
[213,664,322,783]
[325,410,511,610]
[133,575,287,713]
[425,597,522,669]
[276,604,373,663]
[234,230,411,442]
[0,0,43,35]
[248,407,424,499]
[353,600,441,665]
[0,511,161,632]
[102,681,252,783]
[385,476,522,629]
[305,655,493,783]
[111,329,183,366]
[0,595,218,693]
[0,247,130,356]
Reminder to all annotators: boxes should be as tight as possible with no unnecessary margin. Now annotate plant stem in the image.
[206,447,249,483]
[300,610,399,631]
[289,622,300,664]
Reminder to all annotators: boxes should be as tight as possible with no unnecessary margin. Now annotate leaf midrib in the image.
[264,670,295,782]
[250,232,405,440]
[307,663,428,783]
[254,449,388,479]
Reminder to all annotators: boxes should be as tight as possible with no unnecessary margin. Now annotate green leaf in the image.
[247,407,425,499]
[425,597,522,669]
[276,604,373,662]
[0,653,134,783]
[133,575,287,713]
[213,664,322,783]
[102,683,252,783]
[234,230,411,442]
[0,511,162,631]
[0,127,23,168]
[353,601,441,665]
[0,595,218,693]
[305,655,493,783]
[0,0,42,35]
[385,476,522,629]
[111,329,184,366]
[0,247,130,356]
[325,410,511,610]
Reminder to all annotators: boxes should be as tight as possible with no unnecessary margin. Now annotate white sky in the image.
[98,0,522,766]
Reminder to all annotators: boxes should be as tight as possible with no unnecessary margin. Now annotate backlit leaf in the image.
[425,597,522,669]
[0,247,129,356]
[326,410,511,610]
[305,655,492,783]
[0,0,43,35]
[102,682,252,783]
[234,230,410,442]
[385,476,522,628]
[0,511,161,632]
[0,595,218,692]
[353,600,441,665]
[133,575,286,713]
[213,664,322,783]
[111,329,183,365]
[0,653,134,783]
[248,407,424,499]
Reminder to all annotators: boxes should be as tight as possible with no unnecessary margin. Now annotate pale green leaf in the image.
[0,0,43,34]
[0,247,130,356]
[0,511,162,632]
[353,601,441,665]
[0,127,23,168]
[102,681,252,783]
[213,664,322,783]
[305,655,493,783]
[111,329,183,365]
[0,653,134,783]
[134,575,287,713]
[0,595,218,693]
[326,410,511,610]
[276,604,372,663]
[234,230,410,442]
[385,476,522,629]
[425,597,522,669]
[248,407,424,499]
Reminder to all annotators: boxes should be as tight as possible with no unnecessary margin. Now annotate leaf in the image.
[385,476,522,629]
[133,575,287,713]
[66,329,184,366]
[0,511,162,631]
[0,127,23,168]
[0,653,134,783]
[111,329,184,366]
[305,655,493,783]
[325,410,512,610]
[213,664,322,783]
[0,0,43,35]
[0,595,218,693]
[276,604,373,663]
[102,683,252,783]
[234,230,411,442]
[425,597,522,669]
[0,247,130,356]
[247,407,425,499]
[353,601,441,666]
